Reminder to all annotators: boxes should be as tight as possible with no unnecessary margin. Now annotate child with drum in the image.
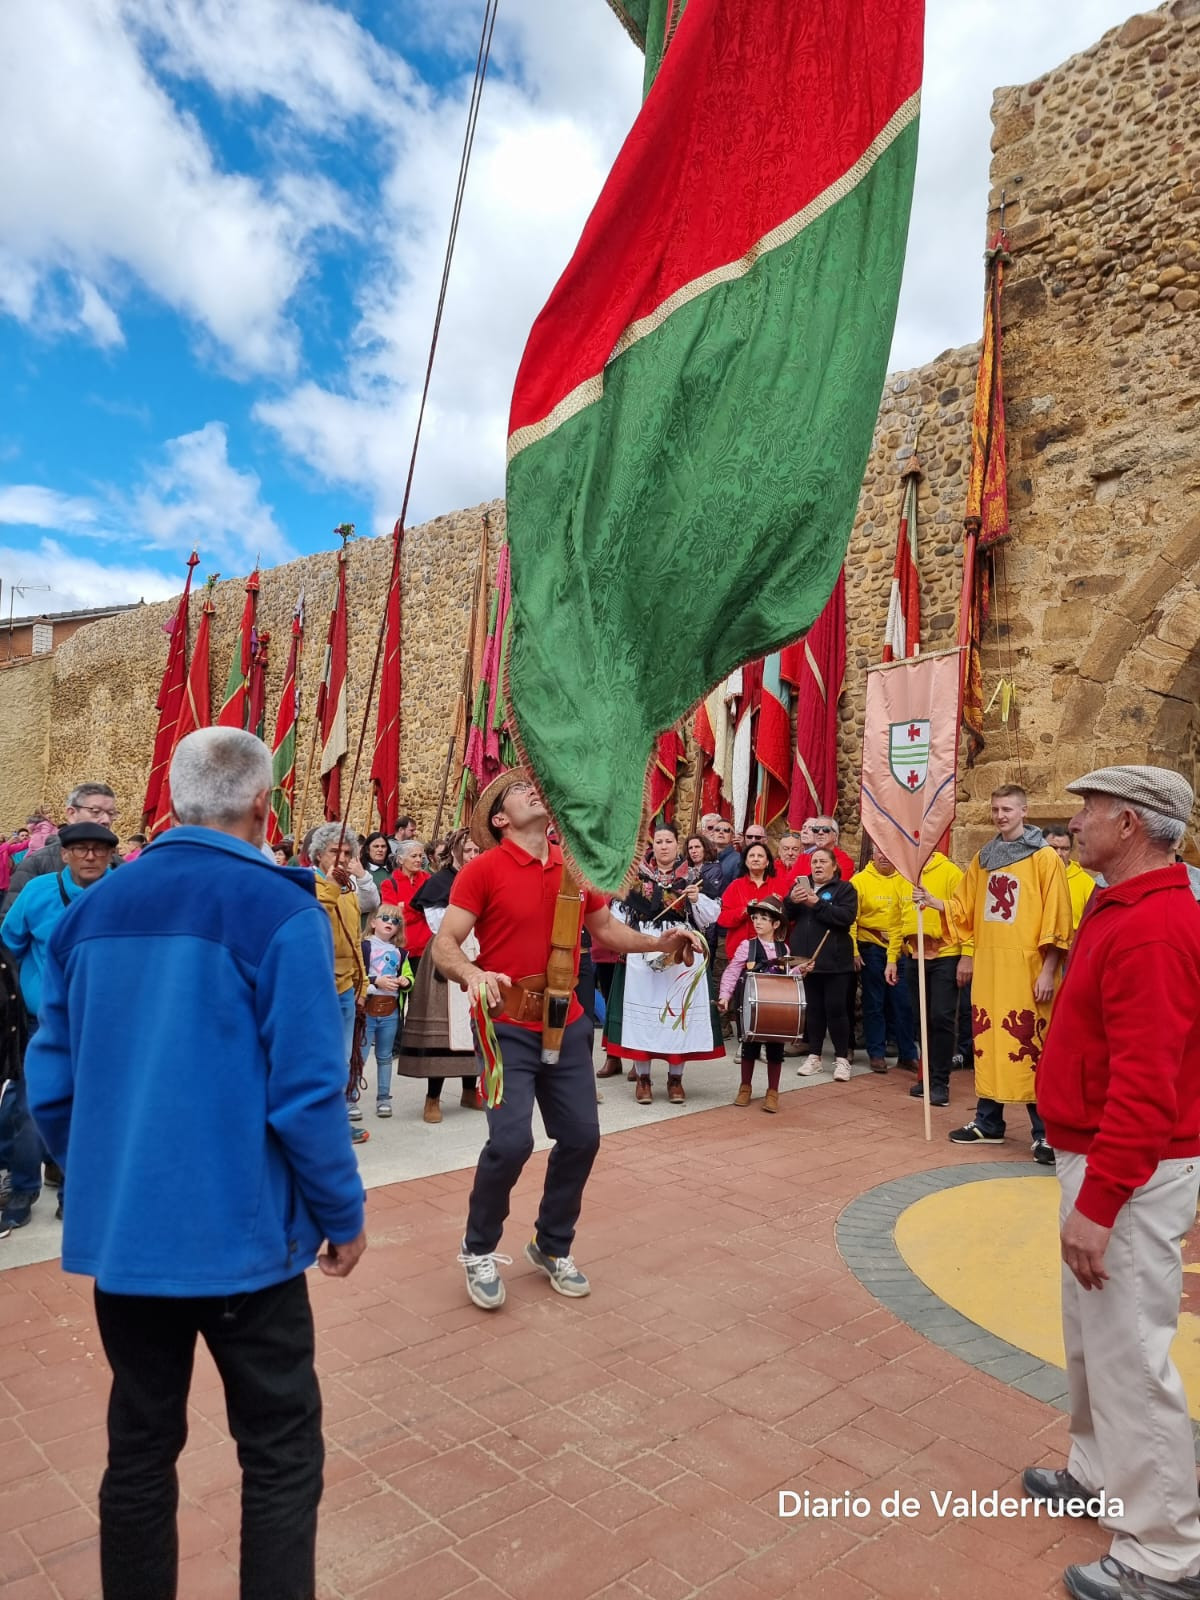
[718,895,800,1113]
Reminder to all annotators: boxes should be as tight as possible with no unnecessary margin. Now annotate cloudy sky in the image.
[0,0,1139,614]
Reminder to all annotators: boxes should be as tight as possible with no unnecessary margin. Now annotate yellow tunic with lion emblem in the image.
[943,846,1072,1103]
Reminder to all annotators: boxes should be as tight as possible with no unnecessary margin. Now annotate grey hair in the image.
[1107,795,1186,849]
[170,729,272,826]
[815,815,840,837]
[66,782,116,808]
[309,821,361,861]
[395,838,425,862]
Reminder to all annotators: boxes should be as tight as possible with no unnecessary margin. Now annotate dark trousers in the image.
[94,1274,323,1600]
[903,954,958,1090]
[860,943,916,1060]
[465,1014,600,1259]
[804,971,854,1057]
[975,1097,1046,1140]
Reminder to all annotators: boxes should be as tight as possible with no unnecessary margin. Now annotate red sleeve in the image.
[1075,939,1197,1227]
[718,879,749,928]
[450,854,492,918]
[379,873,399,905]
[584,887,607,916]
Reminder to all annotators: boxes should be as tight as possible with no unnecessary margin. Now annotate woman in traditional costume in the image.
[603,824,724,1105]
[394,829,483,1123]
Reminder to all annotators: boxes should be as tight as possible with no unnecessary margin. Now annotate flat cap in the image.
[58,821,119,849]
[1065,765,1195,825]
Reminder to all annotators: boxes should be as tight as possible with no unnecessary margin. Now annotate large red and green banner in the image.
[505,0,923,888]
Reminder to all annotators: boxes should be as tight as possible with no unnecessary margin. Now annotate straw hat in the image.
[468,768,534,855]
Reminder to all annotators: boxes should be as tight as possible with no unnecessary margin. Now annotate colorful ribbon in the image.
[472,994,504,1108]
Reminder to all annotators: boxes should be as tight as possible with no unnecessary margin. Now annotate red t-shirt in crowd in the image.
[449,837,606,1031]
[380,867,432,958]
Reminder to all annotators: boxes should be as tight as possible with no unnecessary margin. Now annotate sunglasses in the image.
[377,916,402,925]
[811,826,835,834]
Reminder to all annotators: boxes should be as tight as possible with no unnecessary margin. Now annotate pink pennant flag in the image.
[860,648,963,885]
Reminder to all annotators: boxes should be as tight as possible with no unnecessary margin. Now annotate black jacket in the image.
[787,880,857,974]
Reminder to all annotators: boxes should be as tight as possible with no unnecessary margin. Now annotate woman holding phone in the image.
[788,847,858,1081]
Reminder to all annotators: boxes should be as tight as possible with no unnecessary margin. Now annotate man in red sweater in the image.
[1025,765,1200,1600]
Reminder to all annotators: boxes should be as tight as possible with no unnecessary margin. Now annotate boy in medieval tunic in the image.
[913,784,1072,1163]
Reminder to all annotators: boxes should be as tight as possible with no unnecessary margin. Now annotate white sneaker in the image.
[347,1102,363,1121]
[797,1055,823,1076]
[833,1058,852,1082]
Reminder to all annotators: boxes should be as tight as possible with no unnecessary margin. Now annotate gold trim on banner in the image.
[507,89,921,464]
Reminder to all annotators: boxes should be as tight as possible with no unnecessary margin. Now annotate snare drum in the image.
[741,972,806,1041]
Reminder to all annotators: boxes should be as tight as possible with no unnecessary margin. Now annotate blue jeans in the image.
[364,1012,398,1102]
[859,943,916,1060]
[0,1077,45,1207]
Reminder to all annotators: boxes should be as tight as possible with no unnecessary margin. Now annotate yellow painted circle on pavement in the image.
[893,1176,1200,1418]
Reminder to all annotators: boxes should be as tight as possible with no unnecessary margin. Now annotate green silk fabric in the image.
[506,120,918,890]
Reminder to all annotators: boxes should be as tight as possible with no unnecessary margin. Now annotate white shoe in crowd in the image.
[797,1055,823,1076]
[832,1058,852,1082]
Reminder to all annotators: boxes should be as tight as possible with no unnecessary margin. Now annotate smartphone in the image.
[793,874,813,896]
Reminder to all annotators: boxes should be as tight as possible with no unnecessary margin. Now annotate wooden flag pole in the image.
[915,902,932,1143]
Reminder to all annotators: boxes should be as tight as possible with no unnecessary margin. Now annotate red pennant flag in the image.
[268,596,304,846]
[960,230,1011,763]
[649,727,685,823]
[370,521,404,833]
[247,628,269,742]
[883,462,921,661]
[316,551,349,822]
[149,575,216,837]
[754,652,791,827]
[216,570,260,729]
[786,571,846,827]
[141,550,199,829]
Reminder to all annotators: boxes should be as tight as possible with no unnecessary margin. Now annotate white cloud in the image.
[0,0,354,369]
[0,487,101,533]
[0,538,179,613]
[132,422,291,566]
[122,0,416,133]
[0,424,285,578]
[257,29,643,524]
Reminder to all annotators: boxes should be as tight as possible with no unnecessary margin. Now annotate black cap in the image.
[58,822,119,849]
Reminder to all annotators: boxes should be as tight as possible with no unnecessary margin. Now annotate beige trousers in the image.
[1058,1151,1200,1580]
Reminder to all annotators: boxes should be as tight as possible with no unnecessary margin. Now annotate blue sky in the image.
[0,0,1139,614]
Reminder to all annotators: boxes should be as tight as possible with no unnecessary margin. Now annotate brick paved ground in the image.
[0,1070,1107,1599]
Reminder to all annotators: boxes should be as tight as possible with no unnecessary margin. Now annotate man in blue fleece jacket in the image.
[26,726,366,1600]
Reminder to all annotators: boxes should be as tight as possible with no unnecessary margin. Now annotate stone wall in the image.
[8,1,1200,862]
[0,656,54,828]
[40,505,504,841]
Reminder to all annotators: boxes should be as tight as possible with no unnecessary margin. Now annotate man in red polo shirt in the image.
[432,771,704,1311]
